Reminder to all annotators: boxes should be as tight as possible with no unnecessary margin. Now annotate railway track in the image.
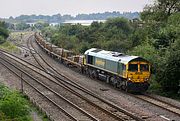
[0,48,142,121]
[1,35,143,120]
[134,94,180,117]
[0,52,98,121]
[27,35,46,70]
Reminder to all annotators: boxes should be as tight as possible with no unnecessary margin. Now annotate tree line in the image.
[41,0,180,95]
[3,12,139,23]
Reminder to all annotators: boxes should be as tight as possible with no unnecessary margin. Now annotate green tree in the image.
[0,36,5,44]
[0,21,9,44]
[16,22,30,30]
[140,0,180,93]
[141,0,180,49]
[45,17,135,53]
[157,50,180,93]
[141,0,180,22]
[34,21,49,30]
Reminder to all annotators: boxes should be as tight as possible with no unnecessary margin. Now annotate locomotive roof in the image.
[84,48,146,64]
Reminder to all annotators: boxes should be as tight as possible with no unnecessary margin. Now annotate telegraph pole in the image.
[20,33,23,42]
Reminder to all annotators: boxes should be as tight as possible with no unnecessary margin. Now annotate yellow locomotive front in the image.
[126,60,151,92]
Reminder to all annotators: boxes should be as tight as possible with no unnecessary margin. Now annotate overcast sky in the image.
[0,0,153,18]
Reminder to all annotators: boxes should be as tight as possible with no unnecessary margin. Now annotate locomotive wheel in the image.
[110,77,117,87]
[119,81,127,91]
[87,68,92,78]
[93,70,98,79]
[91,70,97,79]
[87,68,99,79]
[80,67,84,74]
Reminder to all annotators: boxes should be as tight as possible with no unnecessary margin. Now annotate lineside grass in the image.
[0,41,19,52]
[0,83,49,121]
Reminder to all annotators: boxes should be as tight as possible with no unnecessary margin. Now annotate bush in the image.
[158,50,180,93]
[0,84,31,121]
[0,36,5,44]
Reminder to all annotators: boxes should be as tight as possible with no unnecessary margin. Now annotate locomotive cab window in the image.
[128,64,138,72]
[140,64,149,71]
[122,64,126,70]
[87,55,93,64]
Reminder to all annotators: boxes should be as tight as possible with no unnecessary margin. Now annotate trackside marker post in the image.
[21,73,24,93]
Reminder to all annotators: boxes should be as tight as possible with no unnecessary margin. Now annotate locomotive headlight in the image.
[145,78,149,81]
[128,78,131,81]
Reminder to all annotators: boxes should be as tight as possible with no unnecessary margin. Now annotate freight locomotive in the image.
[34,33,151,92]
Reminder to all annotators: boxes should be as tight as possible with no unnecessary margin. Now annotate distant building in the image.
[63,20,106,26]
